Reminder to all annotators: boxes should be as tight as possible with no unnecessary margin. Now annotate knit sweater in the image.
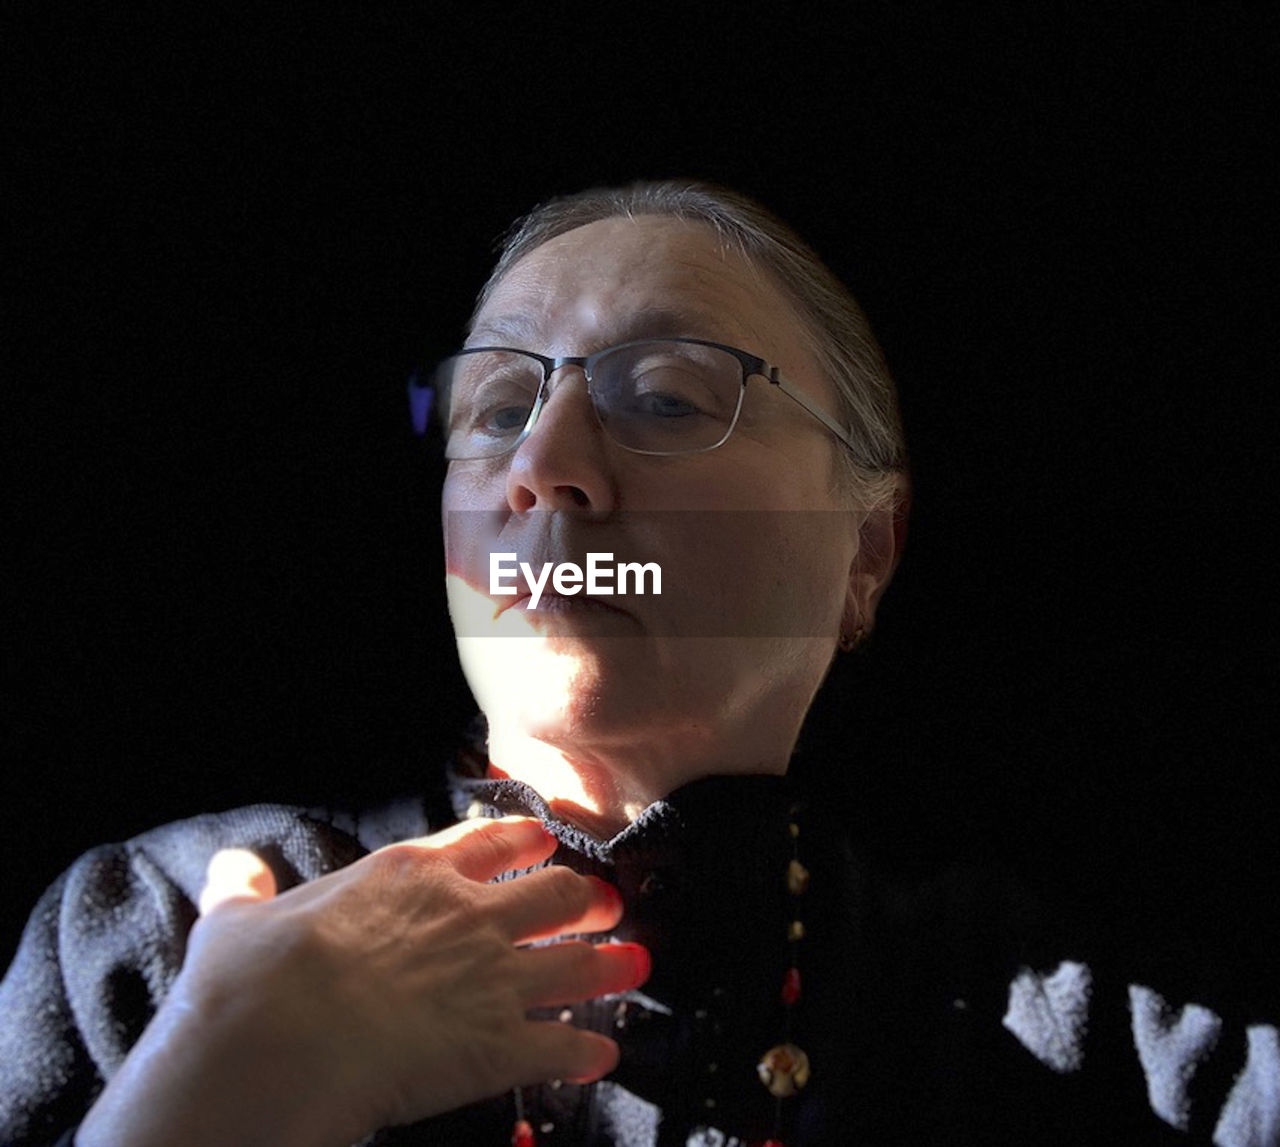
[1,773,1276,1146]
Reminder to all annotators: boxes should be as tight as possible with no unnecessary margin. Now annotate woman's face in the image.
[441,216,885,784]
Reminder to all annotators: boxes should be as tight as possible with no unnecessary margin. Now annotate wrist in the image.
[77,976,365,1147]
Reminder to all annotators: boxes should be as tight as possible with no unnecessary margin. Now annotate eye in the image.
[480,403,532,432]
[627,361,720,418]
[631,390,701,417]
[466,384,534,435]
[449,374,538,441]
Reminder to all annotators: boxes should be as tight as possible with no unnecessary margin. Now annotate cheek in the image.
[772,443,848,513]
[441,465,512,580]
[679,434,846,515]
[648,513,850,640]
[441,474,481,591]
[441,463,499,511]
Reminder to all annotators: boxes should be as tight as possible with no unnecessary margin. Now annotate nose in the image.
[504,366,617,514]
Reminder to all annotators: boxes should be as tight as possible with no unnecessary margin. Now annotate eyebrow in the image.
[467,305,741,351]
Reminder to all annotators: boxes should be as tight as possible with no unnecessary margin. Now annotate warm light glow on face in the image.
[447,569,591,738]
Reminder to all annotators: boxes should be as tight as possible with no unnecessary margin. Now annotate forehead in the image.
[469,215,804,357]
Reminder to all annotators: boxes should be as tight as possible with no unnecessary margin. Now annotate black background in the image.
[5,5,1277,991]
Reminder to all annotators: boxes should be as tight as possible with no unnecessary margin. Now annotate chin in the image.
[458,635,621,735]
[484,660,703,763]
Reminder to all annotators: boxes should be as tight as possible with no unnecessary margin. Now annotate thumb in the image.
[198,848,279,916]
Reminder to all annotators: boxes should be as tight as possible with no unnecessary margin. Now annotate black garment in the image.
[0,773,1273,1146]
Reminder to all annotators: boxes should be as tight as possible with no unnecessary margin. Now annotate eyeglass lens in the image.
[437,341,746,459]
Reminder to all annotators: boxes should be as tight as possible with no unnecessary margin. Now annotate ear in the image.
[842,472,910,637]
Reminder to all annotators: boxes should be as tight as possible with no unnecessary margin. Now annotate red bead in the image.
[763,1140,786,1146]
[512,1119,536,1147]
[781,966,802,1005]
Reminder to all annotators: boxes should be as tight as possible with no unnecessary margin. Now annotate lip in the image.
[503,591,632,618]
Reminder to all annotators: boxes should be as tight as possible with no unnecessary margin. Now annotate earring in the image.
[838,626,866,653]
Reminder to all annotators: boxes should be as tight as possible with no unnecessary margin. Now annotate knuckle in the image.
[470,825,516,872]
[363,844,476,916]
[542,865,591,916]
[366,841,435,884]
[444,884,490,933]
[473,1028,520,1086]
[447,988,525,1082]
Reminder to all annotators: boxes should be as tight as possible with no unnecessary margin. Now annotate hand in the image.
[78,816,648,1147]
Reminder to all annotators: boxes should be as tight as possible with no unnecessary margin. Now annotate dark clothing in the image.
[1,773,1275,1146]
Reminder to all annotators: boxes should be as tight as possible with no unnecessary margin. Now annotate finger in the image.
[412,816,558,883]
[514,1022,620,1087]
[198,848,278,916]
[488,869,624,943]
[515,941,651,1008]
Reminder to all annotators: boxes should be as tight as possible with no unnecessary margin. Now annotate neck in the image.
[484,725,790,840]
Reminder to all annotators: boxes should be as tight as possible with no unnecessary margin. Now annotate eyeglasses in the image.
[407,337,860,461]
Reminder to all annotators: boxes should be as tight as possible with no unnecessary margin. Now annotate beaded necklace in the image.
[756,802,812,1146]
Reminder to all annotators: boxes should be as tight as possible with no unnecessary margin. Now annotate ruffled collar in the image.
[447,767,799,868]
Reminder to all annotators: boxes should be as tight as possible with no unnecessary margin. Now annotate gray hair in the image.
[471,179,909,511]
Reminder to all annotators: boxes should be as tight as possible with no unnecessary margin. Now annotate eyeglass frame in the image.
[408,335,861,460]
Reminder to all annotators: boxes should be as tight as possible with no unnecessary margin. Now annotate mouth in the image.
[503,591,632,618]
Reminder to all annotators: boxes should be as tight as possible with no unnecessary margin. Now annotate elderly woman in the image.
[1,182,1274,1147]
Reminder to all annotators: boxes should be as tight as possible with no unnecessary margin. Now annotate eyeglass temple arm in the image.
[766,369,859,452]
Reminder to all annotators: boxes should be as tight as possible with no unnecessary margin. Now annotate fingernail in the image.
[618,942,651,984]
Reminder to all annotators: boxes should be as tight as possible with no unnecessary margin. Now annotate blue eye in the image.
[453,376,537,440]
[485,405,531,431]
